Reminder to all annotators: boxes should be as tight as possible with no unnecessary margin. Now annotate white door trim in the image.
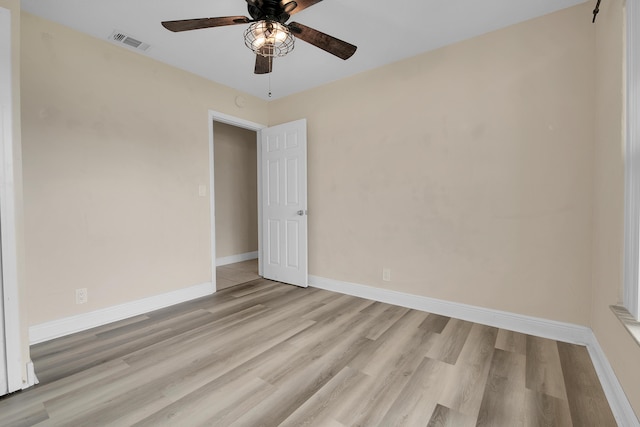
[624,0,640,319]
[208,110,267,289]
[0,6,24,393]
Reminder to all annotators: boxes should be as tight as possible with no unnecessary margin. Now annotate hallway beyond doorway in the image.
[216,259,260,291]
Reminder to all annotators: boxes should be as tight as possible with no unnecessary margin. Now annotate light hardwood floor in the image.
[216,259,260,291]
[0,273,616,426]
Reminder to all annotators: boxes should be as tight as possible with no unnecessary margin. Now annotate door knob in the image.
[297,210,304,216]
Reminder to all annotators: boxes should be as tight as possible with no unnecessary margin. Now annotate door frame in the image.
[1,6,25,393]
[208,110,267,289]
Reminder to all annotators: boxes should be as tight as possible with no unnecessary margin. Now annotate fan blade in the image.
[162,16,250,32]
[254,54,273,74]
[286,0,323,15]
[288,22,357,60]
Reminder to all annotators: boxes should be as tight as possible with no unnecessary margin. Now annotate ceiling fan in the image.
[161,0,357,75]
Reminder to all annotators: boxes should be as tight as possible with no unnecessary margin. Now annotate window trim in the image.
[623,0,640,320]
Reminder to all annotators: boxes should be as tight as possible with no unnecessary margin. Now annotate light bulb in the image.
[253,36,266,49]
[275,29,287,43]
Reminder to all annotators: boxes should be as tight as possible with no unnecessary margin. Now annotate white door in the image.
[261,119,308,287]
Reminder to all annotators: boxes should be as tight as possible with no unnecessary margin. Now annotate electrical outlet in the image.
[382,268,391,282]
[76,288,88,304]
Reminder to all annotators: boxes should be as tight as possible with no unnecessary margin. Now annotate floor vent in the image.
[108,31,151,52]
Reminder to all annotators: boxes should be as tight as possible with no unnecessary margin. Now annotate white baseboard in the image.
[24,361,38,389]
[29,282,214,345]
[309,275,592,345]
[308,275,639,425]
[216,251,258,267]
[586,335,640,426]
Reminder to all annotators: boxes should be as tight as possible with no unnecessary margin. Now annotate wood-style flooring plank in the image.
[260,312,375,386]
[42,383,172,426]
[0,358,130,422]
[335,311,435,426]
[278,366,367,427]
[557,341,617,426]
[476,348,526,426]
[0,403,49,427]
[456,323,498,366]
[133,376,275,426]
[425,318,473,365]
[525,335,569,400]
[523,389,572,427]
[419,313,451,334]
[436,324,498,418]
[233,336,373,426]
[495,328,527,355]
[159,318,317,402]
[378,356,448,426]
[362,304,411,340]
[427,404,476,427]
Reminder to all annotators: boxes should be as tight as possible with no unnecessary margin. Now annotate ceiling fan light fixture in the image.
[244,20,294,57]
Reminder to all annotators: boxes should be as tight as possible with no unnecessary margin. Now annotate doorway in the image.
[208,111,266,291]
[208,111,308,291]
[213,121,260,290]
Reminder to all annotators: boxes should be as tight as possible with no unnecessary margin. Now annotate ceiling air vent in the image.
[108,31,151,52]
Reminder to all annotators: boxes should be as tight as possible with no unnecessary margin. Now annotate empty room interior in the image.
[0,0,639,425]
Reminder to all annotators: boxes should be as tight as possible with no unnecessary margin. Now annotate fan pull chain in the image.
[268,73,272,98]
[592,0,601,23]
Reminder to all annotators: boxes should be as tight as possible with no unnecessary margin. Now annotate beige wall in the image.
[592,0,640,417]
[270,4,595,325]
[1,0,30,386]
[21,12,268,325]
[213,122,258,258]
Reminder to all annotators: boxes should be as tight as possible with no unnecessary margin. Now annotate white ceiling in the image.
[21,0,589,100]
